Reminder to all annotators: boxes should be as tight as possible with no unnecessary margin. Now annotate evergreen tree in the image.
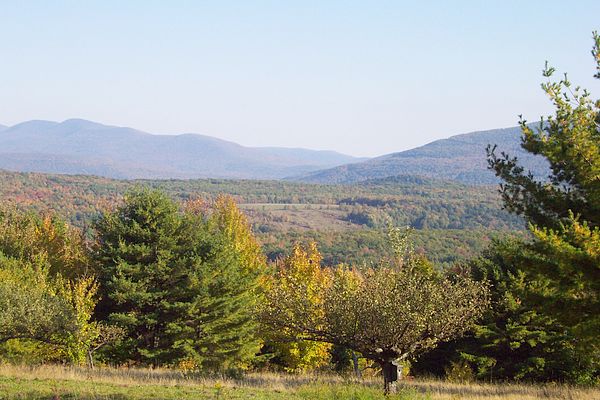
[94,188,262,368]
[171,210,263,370]
[462,240,586,382]
[487,34,599,231]
[486,32,600,381]
[94,188,185,364]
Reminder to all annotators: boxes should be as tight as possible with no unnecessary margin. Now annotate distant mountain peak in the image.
[59,118,111,129]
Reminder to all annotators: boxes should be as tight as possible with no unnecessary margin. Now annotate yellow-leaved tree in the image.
[205,195,266,273]
[264,242,332,372]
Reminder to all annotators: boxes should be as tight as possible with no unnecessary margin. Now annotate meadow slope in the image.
[0,365,596,400]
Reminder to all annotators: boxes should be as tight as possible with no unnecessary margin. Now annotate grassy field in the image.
[0,365,597,400]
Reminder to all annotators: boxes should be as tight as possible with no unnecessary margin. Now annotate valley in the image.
[0,169,522,266]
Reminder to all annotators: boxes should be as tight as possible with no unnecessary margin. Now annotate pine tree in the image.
[487,32,600,381]
[460,239,586,382]
[171,209,263,370]
[94,188,184,364]
[487,34,599,231]
[94,188,263,368]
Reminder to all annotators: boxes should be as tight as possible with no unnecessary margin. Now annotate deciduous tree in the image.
[261,236,489,393]
[262,243,332,372]
[0,255,75,345]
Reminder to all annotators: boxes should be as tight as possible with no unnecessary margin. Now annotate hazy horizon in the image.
[0,116,527,158]
[1,1,599,157]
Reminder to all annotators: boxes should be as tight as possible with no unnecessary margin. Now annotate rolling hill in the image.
[0,119,363,179]
[290,125,549,184]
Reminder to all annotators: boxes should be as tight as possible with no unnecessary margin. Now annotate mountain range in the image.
[0,119,547,183]
[0,119,362,179]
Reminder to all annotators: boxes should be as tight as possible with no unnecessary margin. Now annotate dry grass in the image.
[405,380,598,400]
[239,203,356,231]
[0,363,369,391]
[0,364,597,400]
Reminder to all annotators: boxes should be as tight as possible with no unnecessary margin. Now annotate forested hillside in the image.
[292,125,549,184]
[0,169,522,266]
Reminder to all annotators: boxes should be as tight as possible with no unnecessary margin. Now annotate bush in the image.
[445,360,475,383]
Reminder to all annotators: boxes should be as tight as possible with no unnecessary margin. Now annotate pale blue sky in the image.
[1,1,598,156]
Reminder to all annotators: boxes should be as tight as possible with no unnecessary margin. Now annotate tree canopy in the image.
[261,233,489,392]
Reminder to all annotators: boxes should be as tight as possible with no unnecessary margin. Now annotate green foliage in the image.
[488,50,599,231]
[55,276,103,365]
[0,168,523,265]
[261,236,489,390]
[0,339,59,364]
[528,216,599,340]
[269,339,332,373]
[94,188,183,364]
[94,188,263,368]
[0,207,101,364]
[175,212,263,370]
[345,209,377,227]
[487,32,600,381]
[203,194,267,274]
[261,228,511,268]
[459,240,590,382]
[0,254,75,346]
[445,360,475,383]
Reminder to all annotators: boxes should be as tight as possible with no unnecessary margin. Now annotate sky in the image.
[1,1,599,157]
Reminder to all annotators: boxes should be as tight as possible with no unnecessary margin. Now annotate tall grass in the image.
[0,364,597,400]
